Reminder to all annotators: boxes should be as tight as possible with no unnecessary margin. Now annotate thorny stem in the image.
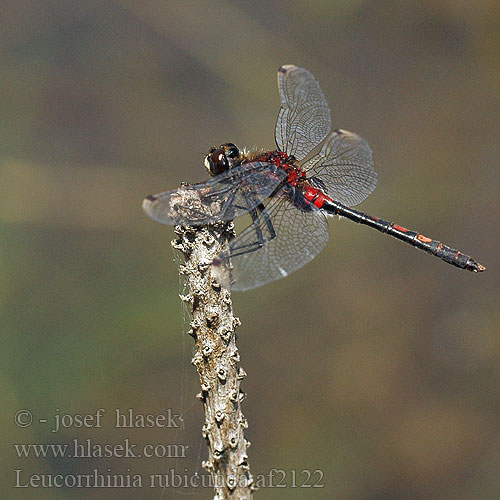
[172,222,254,500]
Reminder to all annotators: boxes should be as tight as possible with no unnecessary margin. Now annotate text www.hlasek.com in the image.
[14,439,187,459]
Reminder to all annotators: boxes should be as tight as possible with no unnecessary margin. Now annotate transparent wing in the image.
[143,161,287,226]
[217,192,329,291]
[275,65,331,161]
[303,129,377,207]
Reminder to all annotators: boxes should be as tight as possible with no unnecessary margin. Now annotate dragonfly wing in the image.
[303,129,377,207]
[143,161,287,226]
[217,194,329,291]
[275,65,331,161]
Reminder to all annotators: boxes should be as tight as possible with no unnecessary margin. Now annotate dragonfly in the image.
[143,64,485,291]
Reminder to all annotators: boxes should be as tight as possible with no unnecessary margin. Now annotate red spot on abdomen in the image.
[394,224,408,232]
[417,234,432,243]
[303,186,328,208]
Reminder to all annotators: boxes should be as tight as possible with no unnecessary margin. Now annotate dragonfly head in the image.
[204,143,242,176]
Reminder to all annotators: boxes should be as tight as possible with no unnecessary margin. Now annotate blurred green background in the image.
[1,1,499,499]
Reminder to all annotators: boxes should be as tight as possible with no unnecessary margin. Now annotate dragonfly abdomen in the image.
[318,198,486,273]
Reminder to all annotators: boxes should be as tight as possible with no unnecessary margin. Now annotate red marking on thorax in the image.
[287,168,306,186]
[256,150,290,166]
[258,150,307,187]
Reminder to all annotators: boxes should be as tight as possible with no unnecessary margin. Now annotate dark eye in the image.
[226,145,239,158]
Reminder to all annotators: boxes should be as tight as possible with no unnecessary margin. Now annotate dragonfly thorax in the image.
[251,150,305,187]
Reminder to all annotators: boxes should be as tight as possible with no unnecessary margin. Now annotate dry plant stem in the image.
[172,222,254,500]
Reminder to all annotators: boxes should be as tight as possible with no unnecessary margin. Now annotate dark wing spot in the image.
[145,194,157,201]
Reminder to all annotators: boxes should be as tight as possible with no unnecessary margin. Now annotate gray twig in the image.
[172,221,254,500]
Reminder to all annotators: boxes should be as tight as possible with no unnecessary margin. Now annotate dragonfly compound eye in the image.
[204,147,229,176]
[224,143,240,159]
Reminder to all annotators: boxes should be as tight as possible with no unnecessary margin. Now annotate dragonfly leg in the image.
[228,203,276,258]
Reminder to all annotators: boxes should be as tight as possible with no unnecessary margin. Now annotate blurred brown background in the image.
[1,1,499,499]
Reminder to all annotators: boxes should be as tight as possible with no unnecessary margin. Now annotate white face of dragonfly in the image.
[204,143,242,177]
